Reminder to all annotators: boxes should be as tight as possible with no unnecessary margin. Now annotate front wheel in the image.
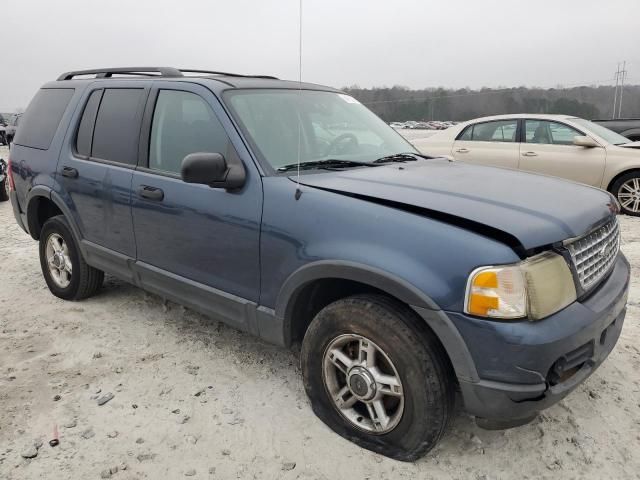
[611,172,640,216]
[39,215,104,300]
[301,294,455,461]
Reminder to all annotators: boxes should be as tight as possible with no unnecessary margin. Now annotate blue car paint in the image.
[259,175,521,313]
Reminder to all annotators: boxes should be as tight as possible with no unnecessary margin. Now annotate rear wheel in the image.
[39,215,104,300]
[301,294,455,461]
[611,172,640,216]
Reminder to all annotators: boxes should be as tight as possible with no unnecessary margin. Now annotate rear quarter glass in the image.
[14,88,75,150]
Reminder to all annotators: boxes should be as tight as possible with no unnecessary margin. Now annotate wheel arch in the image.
[606,167,640,193]
[275,260,479,382]
[26,187,82,244]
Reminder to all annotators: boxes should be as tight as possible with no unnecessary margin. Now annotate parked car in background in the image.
[0,158,8,201]
[0,113,8,145]
[7,68,628,460]
[592,118,640,142]
[415,114,640,215]
[4,113,21,147]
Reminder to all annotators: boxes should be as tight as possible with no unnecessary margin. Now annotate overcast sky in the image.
[2,0,638,110]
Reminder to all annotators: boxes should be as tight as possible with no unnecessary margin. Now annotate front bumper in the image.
[449,254,629,423]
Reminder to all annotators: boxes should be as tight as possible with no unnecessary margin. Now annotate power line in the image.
[612,63,621,119]
[618,61,628,119]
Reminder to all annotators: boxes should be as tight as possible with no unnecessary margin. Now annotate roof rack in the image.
[57,67,278,81]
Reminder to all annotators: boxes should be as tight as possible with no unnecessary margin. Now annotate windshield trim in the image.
[222,88,417,176]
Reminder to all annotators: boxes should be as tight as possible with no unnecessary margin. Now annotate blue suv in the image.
[7,67,629,461]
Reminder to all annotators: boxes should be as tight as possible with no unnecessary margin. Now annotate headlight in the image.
[465,251,577,320]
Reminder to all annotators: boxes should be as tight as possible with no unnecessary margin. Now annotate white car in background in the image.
[413,114,640,215]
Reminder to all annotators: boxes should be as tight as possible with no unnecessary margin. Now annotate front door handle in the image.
[522,151,538,157]
[61,166,79,178]
[137,185,164,201]
[455,148,470,153]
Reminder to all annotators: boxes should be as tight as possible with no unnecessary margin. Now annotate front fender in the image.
[275,260,440,319]
[275,260,480,382]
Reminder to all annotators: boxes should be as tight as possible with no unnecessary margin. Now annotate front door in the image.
[519,119,606,187]
[451,119,520,169]
[130,82,262,331]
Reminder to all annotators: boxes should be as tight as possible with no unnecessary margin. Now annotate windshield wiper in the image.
[373,152,432,164]
[277,159,376,172]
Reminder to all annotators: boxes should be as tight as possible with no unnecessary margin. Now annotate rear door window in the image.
[470,120,518,142]
[91,89,146,165]
[14,88,75,149]
[75,90,103,157]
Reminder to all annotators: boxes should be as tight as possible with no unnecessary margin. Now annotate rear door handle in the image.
[455,148,469,153]
[137,185,164,201]
[522,151,538,157]
[61,166,78,178]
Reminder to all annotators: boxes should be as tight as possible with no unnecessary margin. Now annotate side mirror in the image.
[181,152,246,190]
[573,135,599,148]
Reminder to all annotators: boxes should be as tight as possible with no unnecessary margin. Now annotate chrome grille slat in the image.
[566,217,620,291]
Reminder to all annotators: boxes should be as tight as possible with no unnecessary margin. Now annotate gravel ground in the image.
[1,143,639,479]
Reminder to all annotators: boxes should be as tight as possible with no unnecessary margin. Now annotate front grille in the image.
[565,217,620,291]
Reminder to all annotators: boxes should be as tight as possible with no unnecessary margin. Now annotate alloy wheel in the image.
[46,233,73,288]
[618,178,640,213]
[322,334,404,434]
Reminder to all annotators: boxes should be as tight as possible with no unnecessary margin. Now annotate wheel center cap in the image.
[53,253,63,268]
[347,366,376,401]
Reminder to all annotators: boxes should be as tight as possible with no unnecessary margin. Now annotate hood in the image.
[619,141,640,149]
[297,159,616,253]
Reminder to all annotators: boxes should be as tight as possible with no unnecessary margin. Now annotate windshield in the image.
[571,118,631,145]
[225,89,416,170]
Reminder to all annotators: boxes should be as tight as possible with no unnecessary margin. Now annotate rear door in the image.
[519,119,606,187]
[451,119,520,168]
[130,81,262,331]
[57,82,149,260]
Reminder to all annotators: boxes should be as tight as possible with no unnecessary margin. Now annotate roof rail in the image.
[179,69,278,80]
[57,67,183,81]
[57,67,278,81]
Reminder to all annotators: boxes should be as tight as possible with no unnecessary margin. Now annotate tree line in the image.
[343,84,640,122]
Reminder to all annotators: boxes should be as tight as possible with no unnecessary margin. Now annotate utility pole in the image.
[612,63,620,119]
[617,61,627,119]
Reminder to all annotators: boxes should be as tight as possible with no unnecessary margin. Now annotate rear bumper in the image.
[448,254,629,423]
[10,190,28,234]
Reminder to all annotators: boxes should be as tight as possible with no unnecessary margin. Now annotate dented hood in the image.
[297,159,616,251]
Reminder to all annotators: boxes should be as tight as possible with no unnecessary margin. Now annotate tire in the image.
[301,294,455,461]
[0,178,8,202]
[611,171,640,216]
[39,215,104,300]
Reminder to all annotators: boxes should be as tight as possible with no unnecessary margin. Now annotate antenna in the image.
[295,0,303,201]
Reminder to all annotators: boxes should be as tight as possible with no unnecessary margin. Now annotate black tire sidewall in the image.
[39,216,83,300]
[612,172,640,216]
[301,296,451,461]
[0,178,8,201]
